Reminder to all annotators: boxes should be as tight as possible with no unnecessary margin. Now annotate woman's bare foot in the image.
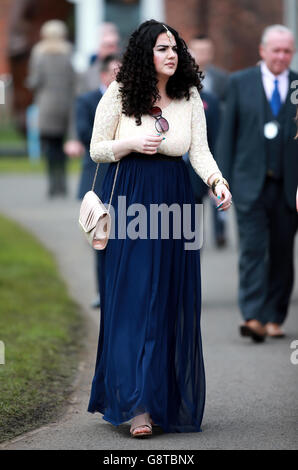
[130,412,152,437]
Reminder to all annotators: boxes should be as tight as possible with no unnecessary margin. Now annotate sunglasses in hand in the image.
[149,107,169,133]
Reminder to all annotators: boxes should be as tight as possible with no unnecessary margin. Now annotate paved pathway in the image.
[0,172,297,450]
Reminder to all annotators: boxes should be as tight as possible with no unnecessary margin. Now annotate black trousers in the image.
[41,135,67,196]
[235,177,297,325]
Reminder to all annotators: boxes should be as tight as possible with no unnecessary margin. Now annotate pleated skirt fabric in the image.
[87,153,205,433]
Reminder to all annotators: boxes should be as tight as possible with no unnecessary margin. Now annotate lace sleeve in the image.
[90,81,122,162]
[188,87,222,185]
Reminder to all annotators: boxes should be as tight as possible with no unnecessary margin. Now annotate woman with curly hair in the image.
[87,20,232,437]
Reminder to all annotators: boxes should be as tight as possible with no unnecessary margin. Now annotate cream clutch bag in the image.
[79,161,120,250]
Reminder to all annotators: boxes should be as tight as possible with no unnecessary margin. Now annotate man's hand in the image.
[64,140,84,158]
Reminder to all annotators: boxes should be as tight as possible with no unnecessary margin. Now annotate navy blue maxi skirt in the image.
[87,153,205,433]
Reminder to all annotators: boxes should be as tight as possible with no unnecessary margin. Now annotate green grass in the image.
[0,214,85,443]
[0,156,81,174]
[0,123,26,144]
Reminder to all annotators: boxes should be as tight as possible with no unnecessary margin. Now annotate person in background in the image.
[189,35,229,247]
[217,24,298,342]
[78,22,120,94]
[65,25,120,169]
[189,35,229,108]
[76,54,121,309]
[27,20,76,197]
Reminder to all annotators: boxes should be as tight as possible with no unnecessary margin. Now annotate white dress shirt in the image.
[260,61,289,103]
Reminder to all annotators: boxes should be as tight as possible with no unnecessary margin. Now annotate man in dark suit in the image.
[76,54,121,308]
[217,25,298,342]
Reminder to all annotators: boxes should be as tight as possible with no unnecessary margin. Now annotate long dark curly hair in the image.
[116,19,203,125]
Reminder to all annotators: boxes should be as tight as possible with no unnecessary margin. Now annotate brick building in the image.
[0,0,297,128]
[0,0,12,74]
[0,0,73,73]
[167,0,286,71]
[0,0,73,128]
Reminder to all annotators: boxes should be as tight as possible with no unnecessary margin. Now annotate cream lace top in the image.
[90,81,221,185]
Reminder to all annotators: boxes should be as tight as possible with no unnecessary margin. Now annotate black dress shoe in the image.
[240,325,266,343]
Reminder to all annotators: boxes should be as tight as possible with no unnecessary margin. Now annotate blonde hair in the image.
[40,20,68,41]
[35,20,71,55]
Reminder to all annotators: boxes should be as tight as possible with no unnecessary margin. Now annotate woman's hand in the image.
[210,183,233,211]
[131,134,164,154]
[112,134,164,160]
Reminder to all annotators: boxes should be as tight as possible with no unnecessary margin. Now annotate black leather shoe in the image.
[240,324,266,343]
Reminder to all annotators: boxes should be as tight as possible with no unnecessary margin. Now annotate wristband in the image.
[211,177,230,195]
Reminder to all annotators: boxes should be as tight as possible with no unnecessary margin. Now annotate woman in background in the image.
[27,20,75,197]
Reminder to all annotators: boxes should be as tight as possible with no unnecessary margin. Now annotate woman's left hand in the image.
[211,184,233,211]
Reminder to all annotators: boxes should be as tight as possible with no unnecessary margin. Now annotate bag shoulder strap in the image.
[91,162,100,192]
[91,160,120,213]
[91,113,121,209]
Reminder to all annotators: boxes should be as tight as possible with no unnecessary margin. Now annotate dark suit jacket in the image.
[76,89,109,199]
[216,65,298,211]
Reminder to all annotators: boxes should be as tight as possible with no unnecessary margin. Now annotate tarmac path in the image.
[0,172,297,450]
